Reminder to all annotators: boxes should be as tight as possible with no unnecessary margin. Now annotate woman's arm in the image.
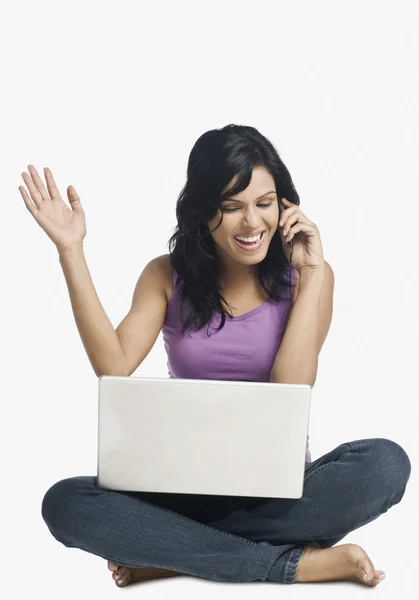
[59,244,127,377]
[59,246,169,378]
[270,262,334,386]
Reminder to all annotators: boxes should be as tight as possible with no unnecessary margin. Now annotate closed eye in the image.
[222,203,273,212]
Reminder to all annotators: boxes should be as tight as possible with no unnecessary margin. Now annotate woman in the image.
[19,124,410,587]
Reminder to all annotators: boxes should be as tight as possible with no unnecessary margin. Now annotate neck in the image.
[217,257,259,290]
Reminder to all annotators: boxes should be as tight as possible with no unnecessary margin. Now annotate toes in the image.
[358,557,374,582]
[363,570,386,586]
[113,568,131,587]
[108,561,118,572]
[115,572,131,587]
[113,567,128,579]
[361,567,373,581]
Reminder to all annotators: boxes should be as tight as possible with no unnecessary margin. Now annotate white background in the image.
[1,0,418,598]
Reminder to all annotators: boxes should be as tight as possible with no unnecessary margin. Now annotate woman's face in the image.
[207,166,280,268]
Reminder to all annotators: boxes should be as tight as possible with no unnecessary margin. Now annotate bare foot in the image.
[108,561,181,587]
[295,543,386,586]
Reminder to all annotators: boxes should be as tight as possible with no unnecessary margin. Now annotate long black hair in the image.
[167,124,301,336]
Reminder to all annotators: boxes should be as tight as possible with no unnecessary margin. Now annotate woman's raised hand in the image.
[19,165,87,253]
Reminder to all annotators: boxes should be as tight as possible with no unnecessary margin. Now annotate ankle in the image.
[295,545,321,582]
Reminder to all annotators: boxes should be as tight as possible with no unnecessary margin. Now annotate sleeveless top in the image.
[161,266,311,463]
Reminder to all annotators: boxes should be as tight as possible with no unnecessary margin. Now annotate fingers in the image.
[27,165,50,202]
[19,164,64,214]
[279,210,299,236]
[285,221,316,243]
[279,207,311,236]
[18,184,38,216]
[20,167,45,209]
[43,166,62,200]
[67,185,80,205]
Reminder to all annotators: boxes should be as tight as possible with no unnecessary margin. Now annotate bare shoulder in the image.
[148,253,174,303]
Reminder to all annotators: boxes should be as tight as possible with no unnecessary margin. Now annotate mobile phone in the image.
[279,200,293,263]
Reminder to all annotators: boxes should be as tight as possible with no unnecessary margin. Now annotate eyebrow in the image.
[222,191,277,203]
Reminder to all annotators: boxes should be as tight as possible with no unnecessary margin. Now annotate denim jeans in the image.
[41,437,411,584]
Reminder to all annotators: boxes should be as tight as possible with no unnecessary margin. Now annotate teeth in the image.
[235,233,262,243]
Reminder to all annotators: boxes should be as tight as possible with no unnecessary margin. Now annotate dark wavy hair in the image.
[167,124,301,336]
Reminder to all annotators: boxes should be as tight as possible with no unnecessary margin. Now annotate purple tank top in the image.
[161,266,311,463]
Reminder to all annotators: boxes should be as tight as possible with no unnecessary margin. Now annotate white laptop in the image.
[97,376,312,499]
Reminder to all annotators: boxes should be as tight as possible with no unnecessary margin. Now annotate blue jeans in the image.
[41,437,411,583]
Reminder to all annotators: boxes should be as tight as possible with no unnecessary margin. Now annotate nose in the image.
[241,206,261,229]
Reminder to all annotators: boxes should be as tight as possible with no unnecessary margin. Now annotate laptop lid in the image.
[97,376,311,499]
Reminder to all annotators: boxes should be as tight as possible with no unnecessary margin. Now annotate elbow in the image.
[270,368,317,388]
[270,377,316,388]
[94,366,129,378]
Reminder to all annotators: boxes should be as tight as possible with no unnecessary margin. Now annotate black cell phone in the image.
[279,200,293,263]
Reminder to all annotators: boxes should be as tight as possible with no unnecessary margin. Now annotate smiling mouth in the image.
[233,231,266,250]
